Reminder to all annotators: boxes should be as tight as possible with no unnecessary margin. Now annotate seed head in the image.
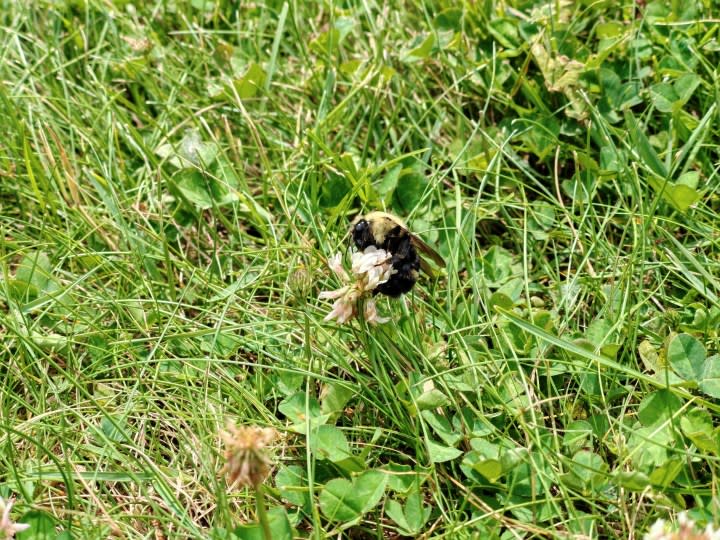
[220,424,278,489]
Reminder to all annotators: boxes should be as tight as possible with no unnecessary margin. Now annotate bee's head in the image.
[350,217,375,250]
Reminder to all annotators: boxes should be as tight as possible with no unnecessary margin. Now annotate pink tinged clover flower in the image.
[0,497,30,539]
[320,247,393,325]
[644,512,720,540]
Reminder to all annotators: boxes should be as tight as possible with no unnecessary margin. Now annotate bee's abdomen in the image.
[376,271,417,297]
[377,231,420,297]
[352,220,421,297]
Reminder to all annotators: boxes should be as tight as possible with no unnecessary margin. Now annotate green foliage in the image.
[232,507,293,540]
[2,0,720,538]
[318,470,387,523]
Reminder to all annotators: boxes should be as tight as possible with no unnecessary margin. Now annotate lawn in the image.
[1,1,720,538]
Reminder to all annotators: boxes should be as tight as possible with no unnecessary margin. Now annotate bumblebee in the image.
[350,211,445,297]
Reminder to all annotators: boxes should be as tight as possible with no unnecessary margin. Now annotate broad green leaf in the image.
[319,173,352,208]
[384,463,414,493]
[355,469,388,512]
[433,8,462,31]
[664,183,701,212]
[278,393,321,425]
[190,0,214,11]
[564,451,608,493]
[650,82,678,113]
[599,68,623,110]
[415,388,449,411]
[8,251,54,302]
[637,389,683,427]
[667,333,706,382]
[497,277,524,303]
[376,164,401,197]
[676,170,699,189]
[648,458,683,487]
[173,171,214,209]
[563,420,593,453]
[680,407,716,453]
[629,423,673,469]
[15,251,52,294]
[600,145,623,172]
[100,416,126,443]
[234,62,266,99]
[489,292,513,312]
[473,458,503,483]
[700,355,720,398]
[310,425,352,463]
[426,440,462,463]
[333,17,355,42]
[473,439,525,478]
[629,37,652,60]
[319,470,387,522]
[403,489,432,533]
[201,332,243,357]
[481,246,514,286]
[392,168,428,212]
[585,318,615,348]
[309,18,354,55]
[638,340,660,372]
[17,511,55,539]
[320,382,355,418]
[275,465,310,509]
[596,22,623,38]
[339,59,363,77]
[319,478,360,522]
[175,129,219,167]
[386,490,431,536]
[402,34,435,62]
[614,470,650,491]
[528,202,555,239]
[421,410,462,446]
[385,499,410,533]
[500,447,527,472]
[209,157,241,205]
[275,370,304,396]
[674,73,701,104]
[499,373,531,413]
[234,507,293,540]
[488,18,521,49]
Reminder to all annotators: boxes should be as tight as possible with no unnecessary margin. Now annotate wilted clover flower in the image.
[644,512,720,540]
[0,497,29,539]
[220,423,278,489]
[319,247,393,325]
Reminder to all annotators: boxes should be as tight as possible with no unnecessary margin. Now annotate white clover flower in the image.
[643,518,667,540]
[643,511,720,540]
[0,497,30,539]
[328,252,349,280]
[320,248,393,325]
[364,299,389,325]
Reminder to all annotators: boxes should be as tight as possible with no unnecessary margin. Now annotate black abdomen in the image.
[351,220,420,297]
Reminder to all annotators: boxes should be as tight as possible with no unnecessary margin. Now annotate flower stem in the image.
[255,483,272,540]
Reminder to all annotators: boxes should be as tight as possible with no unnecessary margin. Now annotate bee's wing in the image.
[411,234,445,272]
[418,257,437,277]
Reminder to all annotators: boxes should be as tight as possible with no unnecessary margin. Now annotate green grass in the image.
[1,0,720,538]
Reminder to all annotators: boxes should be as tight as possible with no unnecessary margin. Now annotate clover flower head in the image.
[219,423,278,489]
[319,247,394,325]
[644,512,720,540]
[0,497,30,539]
